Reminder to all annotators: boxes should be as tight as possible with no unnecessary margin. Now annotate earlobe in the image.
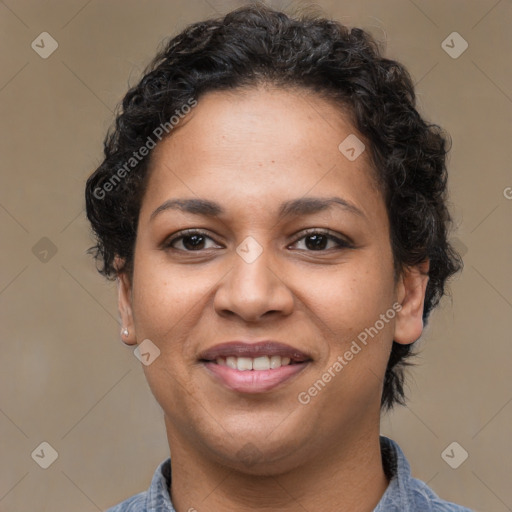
[393,260,430,346]
[116,264,137,346]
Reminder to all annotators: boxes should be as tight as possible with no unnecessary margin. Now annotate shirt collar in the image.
[374,435,415,511]
[146,435,431,512]
[145,455,175,511]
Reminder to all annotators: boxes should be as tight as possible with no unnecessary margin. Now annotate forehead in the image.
[141,86,384,224]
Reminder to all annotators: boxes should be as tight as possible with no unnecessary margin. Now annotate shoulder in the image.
[104,457,174,512]
[377,436,475,512]
[105,491,147,512]
[408,477,475,511]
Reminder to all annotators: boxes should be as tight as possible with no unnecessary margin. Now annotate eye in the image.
[163,228,352,253]
[163,229,222,251]
[289,229,352,251]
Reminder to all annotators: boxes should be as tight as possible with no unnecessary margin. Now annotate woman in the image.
[85,4,472,511]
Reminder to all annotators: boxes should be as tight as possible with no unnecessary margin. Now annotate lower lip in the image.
[202,362,309,393]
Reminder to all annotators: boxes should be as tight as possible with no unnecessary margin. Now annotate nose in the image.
[213,241,294,323]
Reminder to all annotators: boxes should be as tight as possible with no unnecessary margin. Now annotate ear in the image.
[115,257,137,346]
[393,260,430,345]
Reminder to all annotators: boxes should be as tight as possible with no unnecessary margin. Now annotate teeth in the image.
[269,355,281,369]
[253,356,270,370]
[237,357,253,371]
[214,355,294,370]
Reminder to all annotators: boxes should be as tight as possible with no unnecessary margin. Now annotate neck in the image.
[166,420,389,512]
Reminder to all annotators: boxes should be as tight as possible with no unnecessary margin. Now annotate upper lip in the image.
[198,341,312,363]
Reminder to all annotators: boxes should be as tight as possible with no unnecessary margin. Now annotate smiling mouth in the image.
[207,355,305,371]
[198,340,312,364]
[199,343,312,393]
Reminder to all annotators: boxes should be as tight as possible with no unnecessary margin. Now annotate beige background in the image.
[0,0,511,510]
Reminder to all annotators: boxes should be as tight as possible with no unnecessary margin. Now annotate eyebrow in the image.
[149,196,366,221]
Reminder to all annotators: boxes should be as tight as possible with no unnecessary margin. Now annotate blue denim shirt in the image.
[106,436,474,511]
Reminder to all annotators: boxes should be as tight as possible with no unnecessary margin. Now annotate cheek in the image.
[129,277,210,404]
[312,259,397,401]
[299,254,396,336]
[131,258,211,338]
[130,263,208,416]
[305,267,397,413]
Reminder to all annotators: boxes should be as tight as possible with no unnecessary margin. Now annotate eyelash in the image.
[163,228,353,252]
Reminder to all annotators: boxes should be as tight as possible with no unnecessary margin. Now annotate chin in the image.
[203,428,312,476]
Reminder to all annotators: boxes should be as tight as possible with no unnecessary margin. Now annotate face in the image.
[117,86,428,474]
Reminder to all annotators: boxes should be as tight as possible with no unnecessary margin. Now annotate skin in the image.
[116,85,429,512]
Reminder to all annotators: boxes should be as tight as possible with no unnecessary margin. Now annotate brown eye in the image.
[164,230,221,251]
[290,230,352,251]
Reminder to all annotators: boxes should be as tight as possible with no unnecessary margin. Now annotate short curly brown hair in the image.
[85,4,462,411]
